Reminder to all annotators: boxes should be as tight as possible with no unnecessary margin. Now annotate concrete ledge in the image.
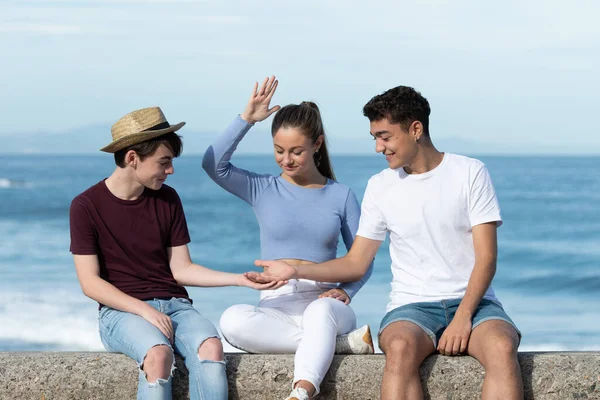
[1,352,599,399]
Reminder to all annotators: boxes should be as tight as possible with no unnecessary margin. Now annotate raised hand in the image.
[140,307,174,343]
[254,259,297,281]
[240,76,281,124]
[318,288,351,305]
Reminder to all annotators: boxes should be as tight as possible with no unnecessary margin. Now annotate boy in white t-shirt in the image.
[253,86,523,399]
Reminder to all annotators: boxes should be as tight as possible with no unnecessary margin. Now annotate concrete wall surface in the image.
[0,352,599,399]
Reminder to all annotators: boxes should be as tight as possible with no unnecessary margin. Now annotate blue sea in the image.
[0,154,599,353]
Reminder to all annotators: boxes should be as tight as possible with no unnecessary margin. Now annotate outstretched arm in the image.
[255,235,381,283]
[169,244,286,290]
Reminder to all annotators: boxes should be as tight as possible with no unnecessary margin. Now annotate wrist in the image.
[240,113,256,125]
[291,265,300,279]
[138,302,154,318]
[235,274,245,287]
[454,307,473,320]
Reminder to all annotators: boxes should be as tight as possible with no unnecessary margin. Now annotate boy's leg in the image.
[167,298,227,400]
[466,300,523,400]
[379,322,435,400]
[378,303,443,400]
[99,303,175,400]
[293,297,357,397]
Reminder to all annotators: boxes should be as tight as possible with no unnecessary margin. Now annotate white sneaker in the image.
[335,324,374,354]
[285,387,310,400]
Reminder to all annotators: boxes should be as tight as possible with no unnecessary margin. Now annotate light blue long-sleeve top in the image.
[202,115,373,299]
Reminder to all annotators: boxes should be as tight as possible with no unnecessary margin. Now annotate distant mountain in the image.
[0,124,597,155]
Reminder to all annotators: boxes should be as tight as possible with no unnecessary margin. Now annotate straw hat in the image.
[100,107,185,153]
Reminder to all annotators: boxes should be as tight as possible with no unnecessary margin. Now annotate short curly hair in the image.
[363,86,431,136]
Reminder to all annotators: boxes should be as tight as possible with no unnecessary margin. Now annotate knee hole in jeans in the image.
[198,337,224,362]
[142,344,174,382]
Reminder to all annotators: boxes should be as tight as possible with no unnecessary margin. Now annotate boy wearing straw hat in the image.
[69,107,284,400]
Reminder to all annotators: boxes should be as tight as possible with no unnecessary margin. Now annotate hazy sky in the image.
[1,0,599,153]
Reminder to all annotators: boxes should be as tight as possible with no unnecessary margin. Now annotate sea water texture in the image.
[0,154,599,353]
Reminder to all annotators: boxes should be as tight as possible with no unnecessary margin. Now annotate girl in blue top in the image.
[202,76,373,400]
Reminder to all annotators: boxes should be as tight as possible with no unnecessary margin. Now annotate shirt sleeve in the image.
[69,198,98,255]
[168,191,192,247]
[356,178,388,241]
[469,164,503,228]
[202,115,274,206]
[337,189,374,299]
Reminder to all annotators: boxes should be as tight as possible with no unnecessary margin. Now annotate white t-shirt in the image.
[357,153,502,312]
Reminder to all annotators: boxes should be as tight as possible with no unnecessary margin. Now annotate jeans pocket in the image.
[173,297,191,305]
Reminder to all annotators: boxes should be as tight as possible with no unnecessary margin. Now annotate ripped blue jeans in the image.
[99,297,227,400]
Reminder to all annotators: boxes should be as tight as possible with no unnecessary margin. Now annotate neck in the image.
[105,168,145,200]
[281,166,327,187]
[403,141,444,175]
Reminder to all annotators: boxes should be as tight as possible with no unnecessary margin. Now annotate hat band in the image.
[143,121,171,131]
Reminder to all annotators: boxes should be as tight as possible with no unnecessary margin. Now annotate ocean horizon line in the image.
[1,152,600,157]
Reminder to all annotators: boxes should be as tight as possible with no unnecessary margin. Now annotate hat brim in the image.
[100,122,186,153]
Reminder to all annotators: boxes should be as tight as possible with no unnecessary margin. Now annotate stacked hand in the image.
[253,259,298,281]
[238,273,288,290]
[240,76,280,124]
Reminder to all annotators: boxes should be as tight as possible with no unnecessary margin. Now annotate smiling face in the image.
[273,126,323,179]
[131,144,175,190]
[370,118,422,170]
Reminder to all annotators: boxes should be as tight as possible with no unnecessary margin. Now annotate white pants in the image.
[219,291,356,394]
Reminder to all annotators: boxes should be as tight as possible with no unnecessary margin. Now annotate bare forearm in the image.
[456,261,496,318]
[295,255,368,283]
[80,276,154,316]
[173,263,242,287]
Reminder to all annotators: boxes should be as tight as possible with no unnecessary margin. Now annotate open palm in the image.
[240,76,280,124]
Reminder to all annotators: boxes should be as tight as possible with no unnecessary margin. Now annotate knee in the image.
[198,337,224,361]
[381,335,419,364]
[488,335,519,361]
[220,304,251,339]
[143,345,173,378]
[303,298,338,321]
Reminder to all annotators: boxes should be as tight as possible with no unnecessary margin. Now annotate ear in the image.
[411,121,424,142]
[314,135,324,151]
[125,150,138,168]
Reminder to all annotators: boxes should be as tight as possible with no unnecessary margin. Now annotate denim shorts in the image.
[379,298,521,348]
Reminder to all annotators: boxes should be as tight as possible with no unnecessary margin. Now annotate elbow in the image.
[201,149,215,175]
[344,256,370,282]
[80,283,95,300]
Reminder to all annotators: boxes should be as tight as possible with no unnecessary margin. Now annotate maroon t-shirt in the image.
[69,180,191,304]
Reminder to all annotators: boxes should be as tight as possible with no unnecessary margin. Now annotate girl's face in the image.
[273,127,323,179]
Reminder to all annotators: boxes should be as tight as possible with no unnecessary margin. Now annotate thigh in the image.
[467,319,520,366]
[220,303,303,353]
[471,299,521,339]
[167,298,221,359]
[301,297,357,335]
[99,305,170,365]
[379,302,446,348]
